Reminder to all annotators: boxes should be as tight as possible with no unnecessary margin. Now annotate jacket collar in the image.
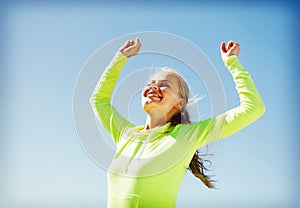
[135,122,172,134]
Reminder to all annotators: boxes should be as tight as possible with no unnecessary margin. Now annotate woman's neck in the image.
[144,108,177,130]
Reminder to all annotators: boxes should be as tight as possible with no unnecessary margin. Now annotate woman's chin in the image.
[142,97,160,106]
[142,101,161,113]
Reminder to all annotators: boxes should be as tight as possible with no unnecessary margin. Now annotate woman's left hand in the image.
[220,41,240,63]
[119,38,141,58]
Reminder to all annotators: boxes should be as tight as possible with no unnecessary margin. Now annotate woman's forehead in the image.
[150,70,179,82]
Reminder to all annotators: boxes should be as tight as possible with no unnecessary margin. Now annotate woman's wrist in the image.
[224,55,238,67]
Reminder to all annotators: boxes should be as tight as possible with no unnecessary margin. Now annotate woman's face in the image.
[142,70,185,116]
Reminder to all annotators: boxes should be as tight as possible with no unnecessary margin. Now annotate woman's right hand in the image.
[220,41,240,63]
[119,38,141,58]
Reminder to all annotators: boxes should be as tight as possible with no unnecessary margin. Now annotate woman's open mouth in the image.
[147,93,162,98]
[145,91,163,101]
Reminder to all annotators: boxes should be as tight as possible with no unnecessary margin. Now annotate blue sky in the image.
[1,1,299,207]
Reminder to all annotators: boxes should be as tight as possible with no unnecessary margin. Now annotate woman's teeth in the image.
[147,93,162,100]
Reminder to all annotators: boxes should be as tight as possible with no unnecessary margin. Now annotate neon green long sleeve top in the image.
[93,52,265,208]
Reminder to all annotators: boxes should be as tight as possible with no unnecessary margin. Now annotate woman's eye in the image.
[145,83,169,88]
[159,83,169,87]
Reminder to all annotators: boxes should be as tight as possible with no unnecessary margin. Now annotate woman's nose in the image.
[150,85,158,90]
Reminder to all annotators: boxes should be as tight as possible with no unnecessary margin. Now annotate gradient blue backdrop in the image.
[1,1,299,207]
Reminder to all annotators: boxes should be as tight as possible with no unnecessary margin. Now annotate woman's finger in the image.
[227,41,234,51]
[220,42,227,53]
[136,41,141,52]
[123,40,130,48]
[132,38,141,52]
[135,37,140,43]
[135,38,141,47]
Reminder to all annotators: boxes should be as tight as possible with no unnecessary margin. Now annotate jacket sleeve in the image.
[92,52,134,145]
[198,55,266,146]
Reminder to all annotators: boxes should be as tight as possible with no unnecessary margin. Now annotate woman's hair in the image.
[155,67,215,189]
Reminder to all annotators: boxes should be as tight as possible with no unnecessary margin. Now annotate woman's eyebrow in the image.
[159,80,173,85]
[147,79,174,86]
[148,79,172,84]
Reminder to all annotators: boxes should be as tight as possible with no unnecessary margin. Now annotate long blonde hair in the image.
[154,67,215,188]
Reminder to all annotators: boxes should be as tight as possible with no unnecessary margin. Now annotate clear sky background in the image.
[1,0,299,208]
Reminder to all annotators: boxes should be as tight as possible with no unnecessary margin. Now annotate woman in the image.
[93,38,265,207]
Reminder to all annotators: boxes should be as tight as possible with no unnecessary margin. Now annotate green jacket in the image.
[93,52,265,208]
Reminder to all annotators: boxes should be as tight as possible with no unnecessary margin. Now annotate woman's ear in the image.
[179,99,186,109]
[174,99,186,111]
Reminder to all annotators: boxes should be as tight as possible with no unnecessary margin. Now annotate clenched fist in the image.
[119,38,141,58]
[220,41,240,63]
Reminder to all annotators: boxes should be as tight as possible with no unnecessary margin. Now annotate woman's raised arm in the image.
[209,41,266,141]
[92,38,141,144]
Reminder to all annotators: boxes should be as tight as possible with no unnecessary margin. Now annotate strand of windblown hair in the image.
[188,150,216,189]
